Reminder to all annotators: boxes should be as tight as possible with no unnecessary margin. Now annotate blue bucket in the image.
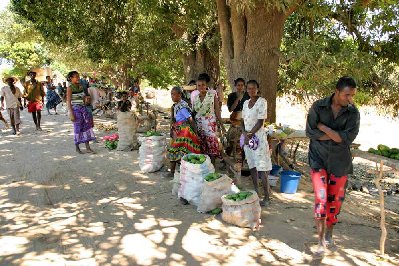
[280,171,301,194]
[270,164,283,176]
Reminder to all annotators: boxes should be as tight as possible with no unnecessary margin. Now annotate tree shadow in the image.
[0,111,398,265]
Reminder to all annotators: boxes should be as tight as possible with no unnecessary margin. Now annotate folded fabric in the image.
[239,134,259,150]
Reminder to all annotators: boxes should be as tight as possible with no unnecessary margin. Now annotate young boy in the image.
[117,91,132,112]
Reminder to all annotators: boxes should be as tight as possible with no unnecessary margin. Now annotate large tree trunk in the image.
[216,1,295,122]
[182,45,220,86]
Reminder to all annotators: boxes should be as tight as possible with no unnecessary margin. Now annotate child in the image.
[117,91,132,112]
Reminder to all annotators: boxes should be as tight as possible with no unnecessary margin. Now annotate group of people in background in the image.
[0,71,45,134]
[167,73,273,206]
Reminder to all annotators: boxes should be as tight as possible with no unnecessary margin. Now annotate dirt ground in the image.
[0,101,398,266]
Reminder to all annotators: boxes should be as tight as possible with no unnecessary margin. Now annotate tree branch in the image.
[216,0,234,59]
[284,0,304,18]
[330,9,372,53]
[356,0,372,8]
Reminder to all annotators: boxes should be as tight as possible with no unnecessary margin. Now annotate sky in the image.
[0,0,11,73]
[0,0,9,11]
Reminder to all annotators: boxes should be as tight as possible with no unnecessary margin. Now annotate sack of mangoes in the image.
[178,154,215,206]
[183,154,207,164]
[197,173,233,213]
[221,191,261,229]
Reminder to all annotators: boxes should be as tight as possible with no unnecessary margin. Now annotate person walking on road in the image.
[45,76,62,115]
[66,71,96,154]
[306,76,360,257]
[23,71,45,131]
[1,77,22,133]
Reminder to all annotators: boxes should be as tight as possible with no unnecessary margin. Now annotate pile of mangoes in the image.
[368,145,399,160]
[225,191,253,201]
[144,130,162,137]
[204,173,222,182]
[208,207,222,215]
[183,154,206,164]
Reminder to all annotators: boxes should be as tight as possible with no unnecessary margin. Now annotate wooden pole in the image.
[374,161,387,256]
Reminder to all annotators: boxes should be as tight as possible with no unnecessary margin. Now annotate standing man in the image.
[1,77,22,133]
[306,76,360,256]
[23,71,45,131]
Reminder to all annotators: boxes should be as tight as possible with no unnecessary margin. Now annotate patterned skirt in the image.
[195,114,221,158]
[72,105,96,145]
[168,122,201,162]
[46,90,62,109]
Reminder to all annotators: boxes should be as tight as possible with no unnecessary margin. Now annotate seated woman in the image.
[117,91,132,112]
[242,80,272,206]
[167,86,201,176]
[225,78,249,156]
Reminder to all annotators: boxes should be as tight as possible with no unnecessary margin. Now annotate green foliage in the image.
[11,0,216,87]
[280,36,375,104]
[279,1,399,114]
[8,0,399,115]
[0,8,50,78]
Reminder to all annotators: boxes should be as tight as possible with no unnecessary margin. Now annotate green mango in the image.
[209,208,222,215]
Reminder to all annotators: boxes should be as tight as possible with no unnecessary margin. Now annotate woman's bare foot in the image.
[260,198,270,207]
[163,172,174,178]
[314,241,326,258]
[85,142,95,154]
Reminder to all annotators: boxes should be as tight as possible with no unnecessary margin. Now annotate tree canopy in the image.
[8,0,399,116]
[0,8,50,78]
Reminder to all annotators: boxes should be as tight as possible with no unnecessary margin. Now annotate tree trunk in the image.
[182,45,220,86]
[216,1,291,122]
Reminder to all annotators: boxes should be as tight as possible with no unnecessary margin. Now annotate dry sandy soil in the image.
[0,95,398,266]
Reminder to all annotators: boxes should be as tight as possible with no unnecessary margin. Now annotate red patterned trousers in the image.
[311,169,348,226]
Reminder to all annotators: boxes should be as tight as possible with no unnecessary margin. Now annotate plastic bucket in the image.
[268,175,279,187]
[280,171,301,194]
[270,164,283,176]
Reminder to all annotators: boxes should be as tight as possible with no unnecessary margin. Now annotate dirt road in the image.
[0,108,398,266]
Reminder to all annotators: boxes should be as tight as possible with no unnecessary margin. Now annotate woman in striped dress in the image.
[66,71,96,154]
[167,87,201,176]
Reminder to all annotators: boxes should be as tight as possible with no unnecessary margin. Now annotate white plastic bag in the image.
[138,135,166,173]
[221,191,261,228]
[117,111,138,151]
[178,154,215,206]
[197,174,233,213]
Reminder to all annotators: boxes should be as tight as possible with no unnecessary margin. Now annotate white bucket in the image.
[268,175,279,187]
